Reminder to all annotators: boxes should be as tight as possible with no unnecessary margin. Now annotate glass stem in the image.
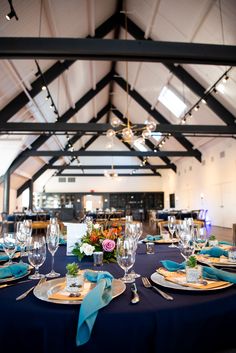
[20,245,24,262]
[51,254,54,272]
[35,266,39,276]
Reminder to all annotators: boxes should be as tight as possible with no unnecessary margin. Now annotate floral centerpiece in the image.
[72,222,123,263]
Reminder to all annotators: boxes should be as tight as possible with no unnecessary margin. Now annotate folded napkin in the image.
[219,241,233,246]
[161,260,236,284]
[59,237,67,245]
[0,263,29,279]
[0,254,9,262]
[145,235,162,241]
[76,270,114,346]
[160,260,185,271]
[199,247,228,258]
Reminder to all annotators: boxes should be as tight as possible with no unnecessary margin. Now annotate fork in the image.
[142,277,174,301]
[16,277,46,301]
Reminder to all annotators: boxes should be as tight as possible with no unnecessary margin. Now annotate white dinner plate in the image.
[34,276,126,304]
[150,272,233,291]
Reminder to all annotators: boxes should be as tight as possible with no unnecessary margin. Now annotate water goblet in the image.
[28,236,46,279]
[46,224,60,278]
[168,216,176,248]
[3,232,17,265]
[16,221,28,262]
[116,237,135,283]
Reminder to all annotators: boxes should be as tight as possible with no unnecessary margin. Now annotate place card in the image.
[64,223,87,256]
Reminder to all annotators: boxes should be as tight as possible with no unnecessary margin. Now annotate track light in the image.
[222,75,229,83]
[194,105,199,112]
[6,0,18,21]
[201,98,207,104]
[41,85,47,91]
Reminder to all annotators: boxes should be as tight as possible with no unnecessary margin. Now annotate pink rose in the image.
[102,239,115,252]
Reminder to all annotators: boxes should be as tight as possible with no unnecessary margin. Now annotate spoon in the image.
[130,283,140,304]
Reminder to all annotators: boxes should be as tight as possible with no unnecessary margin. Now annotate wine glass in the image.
[116,237,135,283]
[168,216,176,248]
[16,221,28,262]
[193,227,208,251]
[126,222,142,279]
[46,224,60,278]
[2,232,17,265]
[28,236,46,279]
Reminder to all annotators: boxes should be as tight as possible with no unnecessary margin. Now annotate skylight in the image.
[158,86,187,118]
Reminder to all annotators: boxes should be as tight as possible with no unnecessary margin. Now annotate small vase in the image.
[66,273,84,294]
[186,265,202,283]
[209,240,218,247]
[228,249,236,262]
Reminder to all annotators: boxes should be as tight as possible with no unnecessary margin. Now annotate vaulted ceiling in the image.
[0,0,236,196]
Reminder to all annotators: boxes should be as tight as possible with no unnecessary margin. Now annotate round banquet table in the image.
[0,243,236,353]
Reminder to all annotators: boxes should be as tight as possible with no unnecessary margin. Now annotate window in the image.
[158,86,187,118]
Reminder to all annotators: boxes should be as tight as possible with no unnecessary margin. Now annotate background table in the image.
[0,244,236,353]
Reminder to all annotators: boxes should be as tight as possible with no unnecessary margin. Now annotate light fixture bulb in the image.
[41,85,47,91]
[110,116,121,128]
[106,129,116,138]
[122,127,134,141]
[146,120,156,131]
[142,129,151,139]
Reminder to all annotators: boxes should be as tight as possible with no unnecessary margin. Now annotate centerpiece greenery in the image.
[66,262,79,276]
[72,222,123,263]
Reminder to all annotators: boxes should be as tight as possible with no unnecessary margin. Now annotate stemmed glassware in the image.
[116,236,135,283]
[193,226,208,251]
[2,232,17,265]
[46,223,60,278]
[16,221,28,262]
[28,236,46,279]
[168,216,176,248]
[125,221,143,279]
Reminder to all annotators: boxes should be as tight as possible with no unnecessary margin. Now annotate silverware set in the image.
[142,277,174,301]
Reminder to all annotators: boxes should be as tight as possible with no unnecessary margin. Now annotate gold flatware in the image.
[16,277,46,301]
[0,279,33,289]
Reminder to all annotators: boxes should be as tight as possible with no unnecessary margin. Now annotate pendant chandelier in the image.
[106,8,156,145]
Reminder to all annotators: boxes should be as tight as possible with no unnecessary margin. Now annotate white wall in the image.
[45,175,165,193]
[0,184,18,214]
[162,138,236,228]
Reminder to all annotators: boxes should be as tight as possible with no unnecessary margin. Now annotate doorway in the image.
[83,195,103,212]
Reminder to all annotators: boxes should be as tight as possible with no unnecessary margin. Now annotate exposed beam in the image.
[1,37,236,65]
[16,104,110,197]
[23,150,200,157]
[1,122,235,134]
[123,15,236,126]
[114,76,202,162]
[8,72,112,176]
[48,165,174,170]
[56,173,159,177]
[0,13,117,124]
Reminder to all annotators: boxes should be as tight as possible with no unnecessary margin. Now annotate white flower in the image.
[80,243,95,256]
[94,223,100,230]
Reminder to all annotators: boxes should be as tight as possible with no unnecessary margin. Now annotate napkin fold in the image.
[145,235,162,241]
[161,260,236,284]
[219,241,233,246]
[59,237,67,245]
[0,263,29,279]
[76,270,114,346]
[199,247,228,258]
[0,254,9,262]
[160,260,185,271]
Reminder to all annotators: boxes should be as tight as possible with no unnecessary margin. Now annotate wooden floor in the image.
[142,221,233,242]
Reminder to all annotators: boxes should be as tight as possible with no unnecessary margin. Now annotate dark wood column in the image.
[3,171,10,214]
[29,179,33,210]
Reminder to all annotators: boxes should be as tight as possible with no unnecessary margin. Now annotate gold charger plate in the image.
[34,276,126,304]
[196,254,236,268]
[143,238,178,244]
[151,270,233,291]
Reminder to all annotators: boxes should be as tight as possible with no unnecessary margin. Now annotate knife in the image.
[131,283,140,304]
[0,279,33,289]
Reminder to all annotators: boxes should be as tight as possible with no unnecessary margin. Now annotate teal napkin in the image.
[76,270,114,346]
[219,241,233,246]
[199,247,228,258]
[161,260,236,284]
[160,260,185,271]
[59,237,66,245]
[0,263,29,279]
[0,244,21,251]
[0,254,9,262]
[145,235,162,241]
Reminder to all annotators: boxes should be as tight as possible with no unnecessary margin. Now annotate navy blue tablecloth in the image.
[0,244,235,353]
